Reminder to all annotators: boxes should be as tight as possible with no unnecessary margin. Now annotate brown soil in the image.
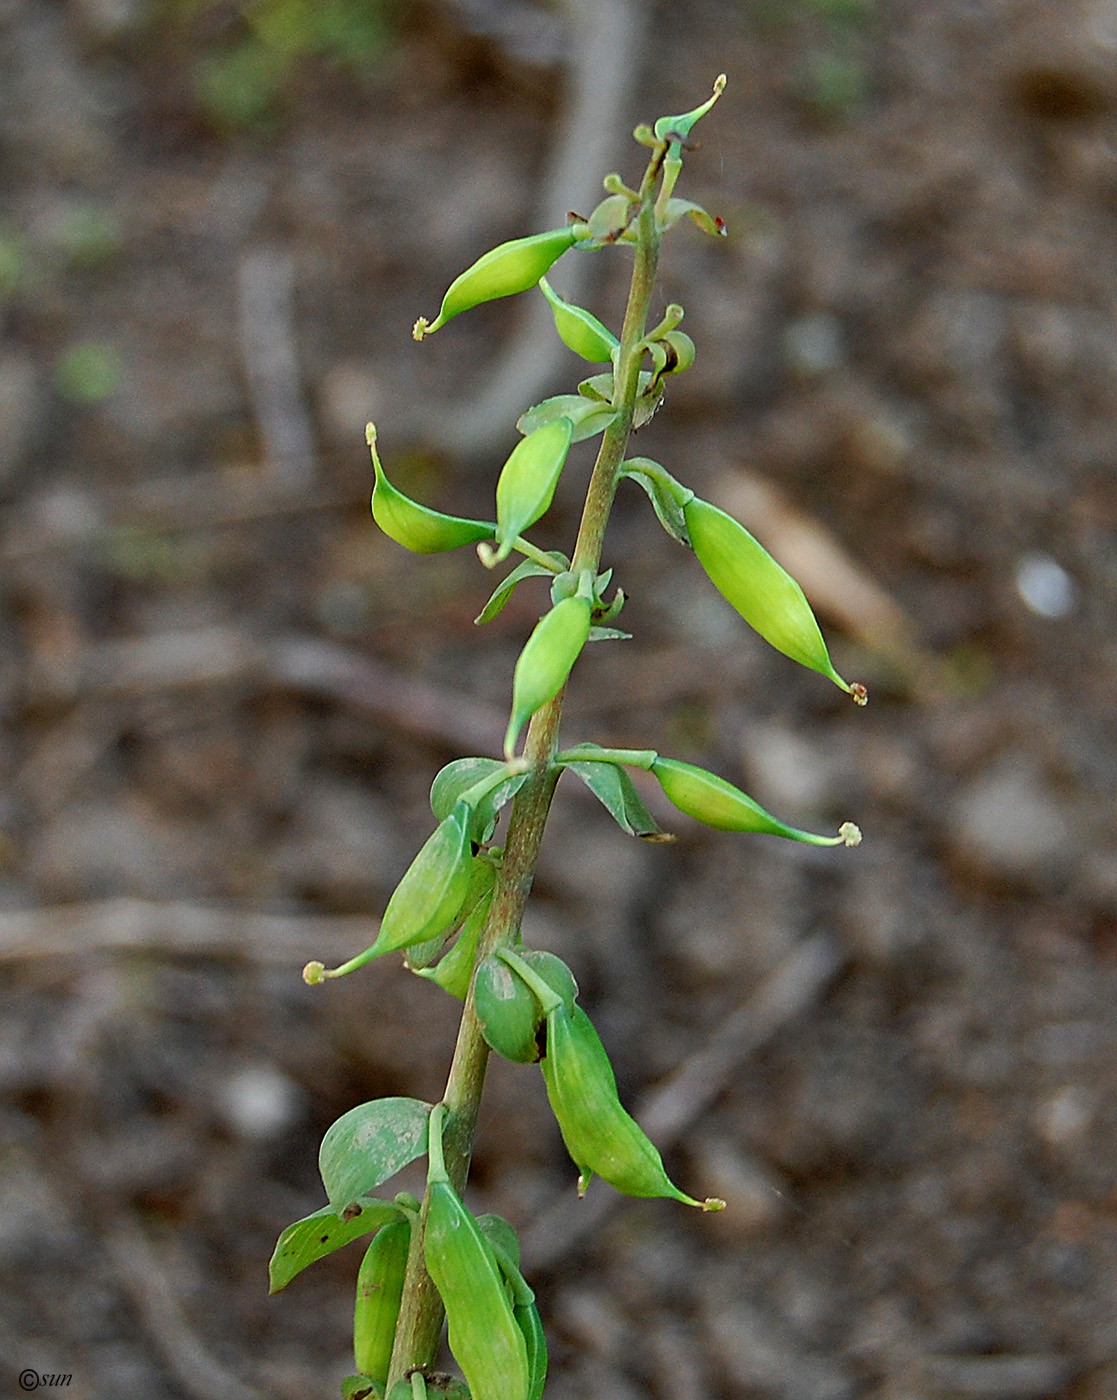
[1,2,1115,1398]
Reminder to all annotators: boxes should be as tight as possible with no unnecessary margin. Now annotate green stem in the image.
[385,139,668,1393]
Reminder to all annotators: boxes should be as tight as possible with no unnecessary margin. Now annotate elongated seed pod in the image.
[414,228,577,339]
[368,425,494,554]
[372,802,474,957]
[474,1213,547,1400]
[538,277,618,363]
[424,1110,530,1400]
[541,1003,715,1208]
[495,418,574,561]
[353,1219,410,1384]
[652,756,861,847]
[683,494,855,694]
[504,594,592,757]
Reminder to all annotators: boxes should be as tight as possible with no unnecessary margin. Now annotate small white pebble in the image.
[1015,552,1076,619]
[218,1063,302,1141]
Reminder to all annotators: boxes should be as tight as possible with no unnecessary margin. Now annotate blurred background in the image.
[1,0,1116,1397]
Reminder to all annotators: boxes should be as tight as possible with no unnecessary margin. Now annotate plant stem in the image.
[385,144,666,1392]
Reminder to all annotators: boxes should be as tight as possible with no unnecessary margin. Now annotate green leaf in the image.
[475,554,569,626]
[620,458,693,546]
[578,372,614,403]
[320,1098,433,1211]
[516,394,617,443]
[564,750,669,840]
[429,759,527,842]
[268,1197,403,1293]
[660,198,726,238]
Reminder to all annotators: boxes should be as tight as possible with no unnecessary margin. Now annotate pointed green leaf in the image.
[505,595,592,756]
[269,1197,404,1294]
[564,750,668,840]
[475,554,569,626]
[320,1097,433,1211]
[620,458,694,546]
[516,394,617,443]
[660,198,727,237]
[415,876,493,1000]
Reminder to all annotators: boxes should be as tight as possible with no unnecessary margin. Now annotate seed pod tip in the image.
[302,960,327,985]
[839,822,862,848]
[702,1196,727,1213]
[413,317,431,341]
[850,682,869,706]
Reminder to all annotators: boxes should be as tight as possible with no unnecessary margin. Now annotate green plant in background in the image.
[743,0,876,120]
[272,76,866,1400]
[178,0,394,132]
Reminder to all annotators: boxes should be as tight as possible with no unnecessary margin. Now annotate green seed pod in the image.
[514,1296,548,1400]
[504,593,592,757]
[474,954,542,1064]
[494,417,574,562]
[368,424,494,554]
[424,1108,530,1400]
[415,875,493,1000]
[652,756,861,847]
[353,1219,410,1384]
[474,948,578,1064]
[540,1003,719,1209]
[414,228,577,339]
[682,494,855,694]
[372,802,474,957]
[538,277,618,363]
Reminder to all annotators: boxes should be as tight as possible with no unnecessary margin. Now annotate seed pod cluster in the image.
[414,227,578,339]
[424,1108,530,1400]
[353,1219,410,1384]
